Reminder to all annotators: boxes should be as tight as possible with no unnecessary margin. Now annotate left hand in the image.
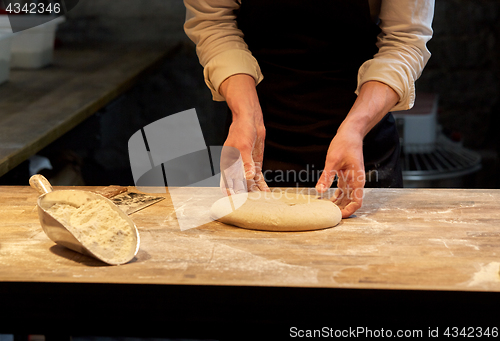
[315,128,365,218]
[315,81,400,218]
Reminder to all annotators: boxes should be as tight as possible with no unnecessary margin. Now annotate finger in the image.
[316,168,337,193]
[247,179,259,192]
[340,201,362,219]
[256,178,270,192]
[249,134,266,180]
[232,177,247,194]
[334,187,351,209]
[221,146,249,182]
[253,159,270,192]
[246,174,259,192]
[335,185,363,218]
[349,186,364,210]
[333,186,343,200]
[254,171,270,192]
[242,150,255,180]
[220,186,232,196]
[333,175,351,207]
[220,170,236,196]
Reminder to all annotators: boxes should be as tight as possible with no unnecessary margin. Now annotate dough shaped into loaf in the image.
[210,191,341,231]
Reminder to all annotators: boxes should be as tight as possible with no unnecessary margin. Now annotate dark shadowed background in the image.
[1,0,499,189]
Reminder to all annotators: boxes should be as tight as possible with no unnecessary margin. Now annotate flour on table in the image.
[467,262,500,287]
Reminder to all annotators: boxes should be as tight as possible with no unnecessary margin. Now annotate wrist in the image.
[340,81,399,137]
[220,73,263,123]
[336,122,365,144]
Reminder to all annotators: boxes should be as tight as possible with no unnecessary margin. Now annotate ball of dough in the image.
[210,191,341,232]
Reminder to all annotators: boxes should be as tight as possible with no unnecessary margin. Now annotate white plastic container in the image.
[0,15,65,69]
[393,93,439,153]
[0,30,13,84]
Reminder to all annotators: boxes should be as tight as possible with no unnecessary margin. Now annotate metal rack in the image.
[401,135,482,186]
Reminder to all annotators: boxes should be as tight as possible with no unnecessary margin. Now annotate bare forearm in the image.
[339,81,399,138]
[219,74,262,122]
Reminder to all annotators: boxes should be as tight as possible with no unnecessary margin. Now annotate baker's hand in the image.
[218,74,270,196]
[315,81,399,218]
[220,117,269,195]
[315,129,365,218]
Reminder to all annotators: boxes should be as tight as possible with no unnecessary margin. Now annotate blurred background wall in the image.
[1,0,499,188]
[57,0,187,44]
[417,0,500,188]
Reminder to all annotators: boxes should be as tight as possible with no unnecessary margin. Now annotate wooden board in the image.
[1,186,499,292]
[0,43,170,177]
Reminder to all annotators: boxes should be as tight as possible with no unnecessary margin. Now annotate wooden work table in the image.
[0,43,170,177]
[1,186,499,337]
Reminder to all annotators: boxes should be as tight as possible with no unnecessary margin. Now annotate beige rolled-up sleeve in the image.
[356,0,435,111]
[183,0,263,101]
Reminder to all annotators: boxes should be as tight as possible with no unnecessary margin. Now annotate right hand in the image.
[219,74,270,195]
[221,116,269,195]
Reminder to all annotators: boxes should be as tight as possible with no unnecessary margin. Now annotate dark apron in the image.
[233,0,403,188]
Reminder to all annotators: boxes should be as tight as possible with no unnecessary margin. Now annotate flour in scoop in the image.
[47,199,135,264]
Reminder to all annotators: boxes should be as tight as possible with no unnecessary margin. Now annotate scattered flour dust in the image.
[467,262,500,287]
[47,199,135,264]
